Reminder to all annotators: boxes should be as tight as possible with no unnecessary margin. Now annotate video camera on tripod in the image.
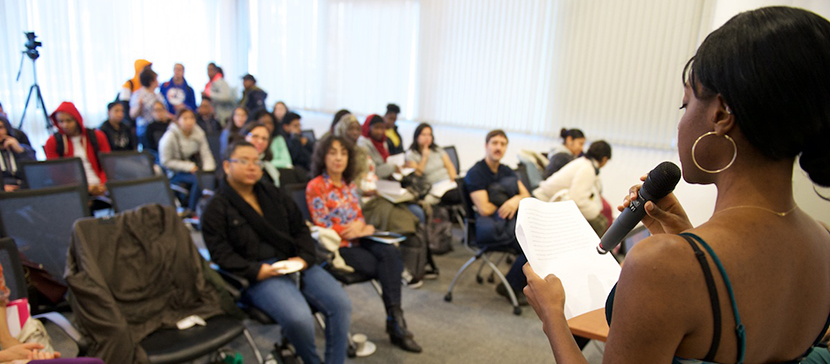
[16,31,51,131]
[24,32,42,60]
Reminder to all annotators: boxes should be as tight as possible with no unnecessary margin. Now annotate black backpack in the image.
[54,128,100,157]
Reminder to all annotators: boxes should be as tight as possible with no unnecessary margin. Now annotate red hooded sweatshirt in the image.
[44,101,111,184]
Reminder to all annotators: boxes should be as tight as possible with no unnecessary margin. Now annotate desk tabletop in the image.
[567,308,609,342]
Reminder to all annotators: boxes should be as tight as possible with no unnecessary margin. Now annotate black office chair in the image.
[206,133,222,171]
[443,146,460,173]
[107,175,177,213]
[0,185,90,288]
[301,129,316,145]
[99,151,155,182]
[443,178,522,315]
[515,164,532,193]
[0,237,89,354]
[20,158,87,190]
[67,205,263,363]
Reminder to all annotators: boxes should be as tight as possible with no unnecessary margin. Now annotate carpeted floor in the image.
[196,227,605,364]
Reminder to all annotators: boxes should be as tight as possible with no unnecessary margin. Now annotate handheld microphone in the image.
[596,161,681,254]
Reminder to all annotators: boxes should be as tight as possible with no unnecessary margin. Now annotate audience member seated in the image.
[196,99,222,134]
[272,101,288,126]
[0,117,35,191]
[44,101,111,197]
[322,109,351,140]
[99,102,137,151]
[141,101,173,160]
[306,136,422,353]
[533,141,612,236]
[255,110,293,169]
[524,7,830,363]
[543,128,585,179]
[0,109,31,148]
[282,112,314,171]
[241,122,281,186]
[159,63,197,114]
[202,141,351,364]
[202,63,235,124]
[220,107,249,157]
[384,104,404,155]
[405,123,459,204]
[0,262,67,361]
[129,68,169,141]
[159,109,216,213]
[335,116,426,287]
[239,74,268,115]
[357,115,399,179]
[464,129,530,305]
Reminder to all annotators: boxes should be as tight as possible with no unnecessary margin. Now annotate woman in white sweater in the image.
[159,109,216,212]
[533,140,611,234]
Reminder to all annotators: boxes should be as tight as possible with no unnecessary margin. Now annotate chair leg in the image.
[370,279,383,296]
[243,328,265,364]
[481,256,522,315]
[444,254,480,302]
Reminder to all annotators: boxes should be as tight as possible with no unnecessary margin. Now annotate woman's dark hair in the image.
[560,128,585,143]
[684,6,830,186]
[409,123,438,154]
[139,68,157,87]
[222,140,256,162]
[585,140,612,161]
[239,122,274,161]
[330,109,351,133]
[310,135,358,184]
[225,107,249,135]
[175,108,195,121]
[272,101,288,122]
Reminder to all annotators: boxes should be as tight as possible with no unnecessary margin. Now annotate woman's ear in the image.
[713,94,736,136]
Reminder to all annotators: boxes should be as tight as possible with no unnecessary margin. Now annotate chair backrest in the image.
[301,129,316,144]
[108,175,176,213]
[283,183,311,222]
[206,133,222,170]
[620,225,651,255]
[99,151,155,182]
[515,164,532,193]
[517,155,543,190]
[0,237,28,302]
[20,158,88,190]
[0,185,90,284]
[455,177,478,245]
[198,171,217,192]
[443,146,460,173]
[278,168,308,186]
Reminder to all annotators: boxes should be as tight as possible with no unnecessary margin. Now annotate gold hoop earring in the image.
[691,131,737,174]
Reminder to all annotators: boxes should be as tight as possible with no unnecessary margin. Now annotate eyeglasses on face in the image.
[229,158,264,167]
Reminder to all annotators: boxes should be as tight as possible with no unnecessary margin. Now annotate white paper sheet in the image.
[376,180,415,203]
[387,154,406,167]
[516,198,622,319]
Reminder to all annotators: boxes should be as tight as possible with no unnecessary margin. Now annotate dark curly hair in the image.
[311,135,358,184]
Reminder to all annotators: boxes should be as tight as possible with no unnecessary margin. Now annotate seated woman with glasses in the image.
[305,135,422,353]
[241,122,282,186]
[202,141,352,364]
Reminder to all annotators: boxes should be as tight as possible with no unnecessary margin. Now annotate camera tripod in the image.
[16,52,51,132]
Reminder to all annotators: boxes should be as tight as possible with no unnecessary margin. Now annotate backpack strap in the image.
[54,132,65,157]
[86,129,99,155]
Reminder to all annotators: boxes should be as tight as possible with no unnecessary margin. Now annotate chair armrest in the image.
[212,267,250,300]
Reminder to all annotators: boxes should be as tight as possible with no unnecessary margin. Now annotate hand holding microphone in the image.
[597,161,684,254]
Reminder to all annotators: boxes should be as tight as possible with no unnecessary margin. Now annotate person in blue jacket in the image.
[159,63,197,114]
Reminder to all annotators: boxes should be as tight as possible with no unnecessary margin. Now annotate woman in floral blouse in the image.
[306,135,422,353]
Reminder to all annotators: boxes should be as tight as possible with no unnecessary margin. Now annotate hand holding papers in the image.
[516,199,621,319]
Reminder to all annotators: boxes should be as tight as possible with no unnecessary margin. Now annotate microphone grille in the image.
[642,161,681,200]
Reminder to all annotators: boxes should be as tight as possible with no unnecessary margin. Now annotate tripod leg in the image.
[35,85,51,132]
[18,85,38,130]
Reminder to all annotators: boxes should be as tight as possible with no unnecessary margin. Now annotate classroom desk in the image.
[567,308,609,342]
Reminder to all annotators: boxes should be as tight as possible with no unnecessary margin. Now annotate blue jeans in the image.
[406,203,426,223]
[244,264,352,364]
[170,172,201,212]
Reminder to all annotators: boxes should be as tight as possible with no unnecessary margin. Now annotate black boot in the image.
[386,307,422,353]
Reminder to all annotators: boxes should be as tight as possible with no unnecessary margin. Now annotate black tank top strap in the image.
[680,233,722,362]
